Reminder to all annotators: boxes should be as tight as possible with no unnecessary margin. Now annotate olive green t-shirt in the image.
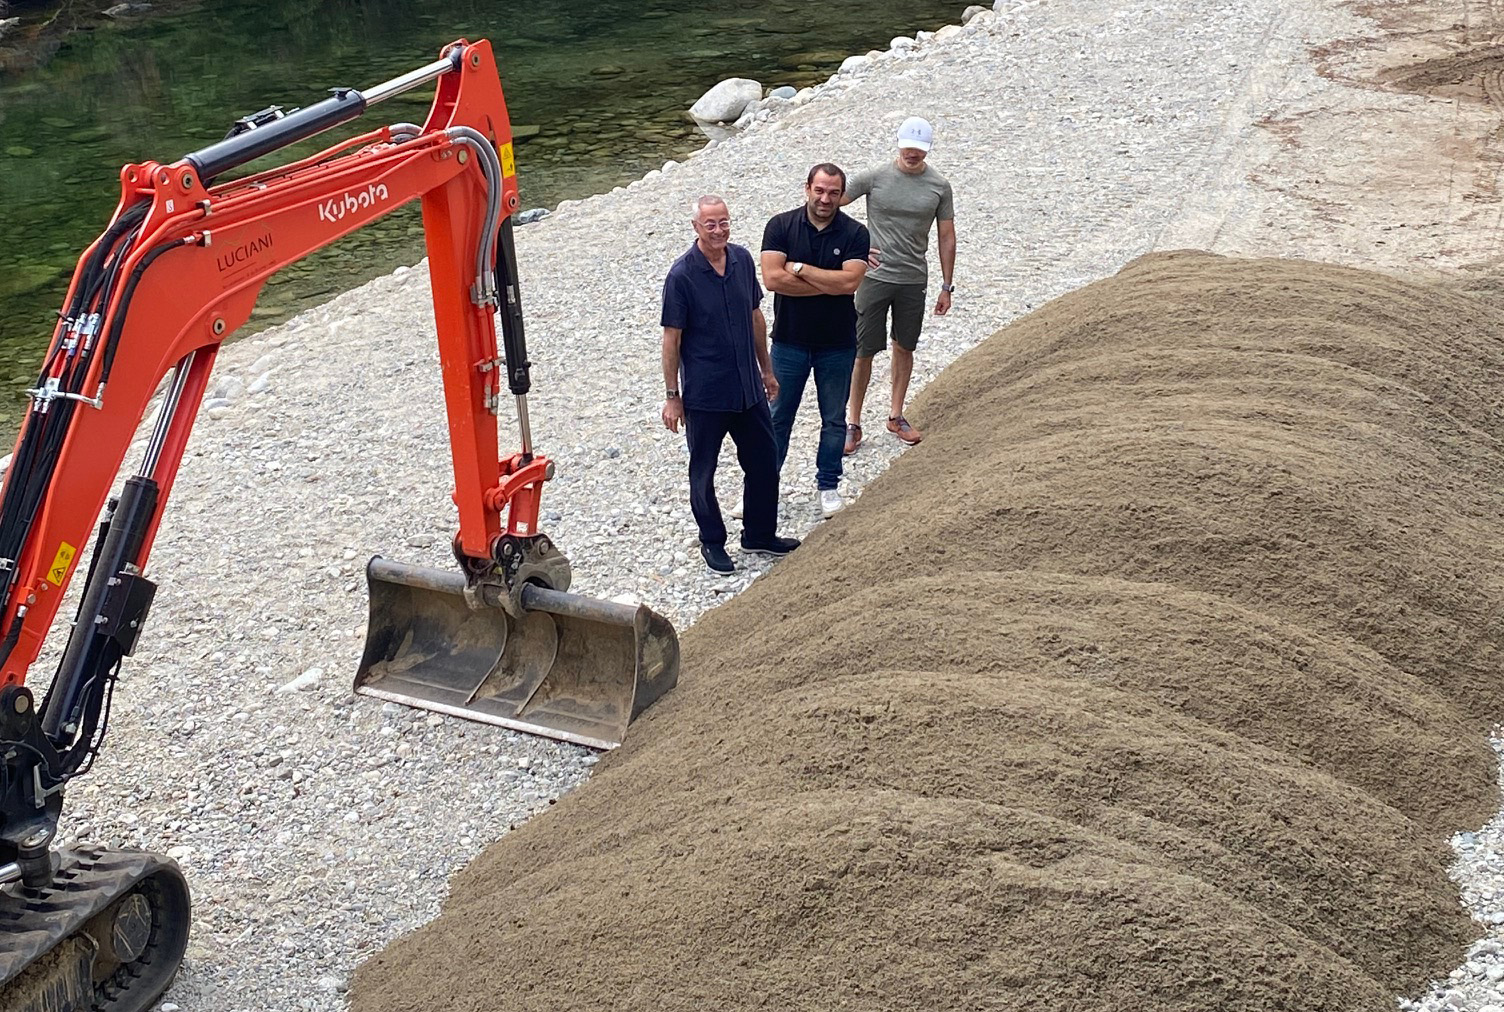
[845,161,954,286]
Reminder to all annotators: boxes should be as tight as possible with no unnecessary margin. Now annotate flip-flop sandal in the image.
[843,423,863,456]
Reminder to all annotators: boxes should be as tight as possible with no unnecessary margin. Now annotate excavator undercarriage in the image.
[0,40,678,1009]
[0,849,190,1012]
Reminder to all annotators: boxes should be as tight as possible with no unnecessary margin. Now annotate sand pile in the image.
[350,252,1504,1011]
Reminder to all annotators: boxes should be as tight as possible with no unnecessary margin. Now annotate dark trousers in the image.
[770,342,856,491]
[685,399,779,546]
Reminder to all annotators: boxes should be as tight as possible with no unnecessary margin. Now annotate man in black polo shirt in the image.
[760,163,871,519]
[662,194,801,576]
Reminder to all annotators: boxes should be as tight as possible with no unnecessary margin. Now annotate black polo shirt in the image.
[761,206,870,350]
[660,241,765,412]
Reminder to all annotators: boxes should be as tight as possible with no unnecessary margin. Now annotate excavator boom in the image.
[0,40,678,1011]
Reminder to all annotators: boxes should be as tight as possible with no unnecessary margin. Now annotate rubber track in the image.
[0,846,190,1012]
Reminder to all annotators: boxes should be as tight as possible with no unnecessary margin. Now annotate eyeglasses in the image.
[697,219,732,232]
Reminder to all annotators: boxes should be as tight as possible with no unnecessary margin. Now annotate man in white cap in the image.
[841,115,956,453]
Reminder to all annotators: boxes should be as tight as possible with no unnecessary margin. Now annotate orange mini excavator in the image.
[0,40,679,1011]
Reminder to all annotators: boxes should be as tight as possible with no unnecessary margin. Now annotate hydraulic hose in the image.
[388,122,505,305]
[99,237,193,387]
[445,126,505,303]
[0,207,147,613]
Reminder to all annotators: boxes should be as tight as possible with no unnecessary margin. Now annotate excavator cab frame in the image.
[0,40,678,1012]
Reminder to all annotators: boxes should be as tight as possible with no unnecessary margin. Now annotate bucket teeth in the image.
[354,558,679,749]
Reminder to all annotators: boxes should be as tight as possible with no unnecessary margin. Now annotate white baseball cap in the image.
[897,116,933,152]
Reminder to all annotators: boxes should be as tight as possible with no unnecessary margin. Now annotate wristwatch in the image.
[940,282,955,293]
[790,262,805,275]
[666,389,680,399]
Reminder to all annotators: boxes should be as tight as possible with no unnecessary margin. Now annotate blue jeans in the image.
[770,342,856,491]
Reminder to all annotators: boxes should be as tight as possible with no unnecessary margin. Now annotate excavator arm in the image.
[0,40,678,1012]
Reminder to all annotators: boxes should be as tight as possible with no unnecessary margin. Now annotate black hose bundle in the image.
[0,202,151,667]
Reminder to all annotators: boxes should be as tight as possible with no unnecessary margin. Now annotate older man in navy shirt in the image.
[662,195,801,576]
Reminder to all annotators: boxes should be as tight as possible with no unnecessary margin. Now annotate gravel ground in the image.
[32,1,1504,1009]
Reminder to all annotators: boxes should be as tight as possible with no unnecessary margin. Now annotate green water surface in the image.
[0,0,960,429]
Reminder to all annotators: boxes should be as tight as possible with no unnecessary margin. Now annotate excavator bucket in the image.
[353,558,679,750]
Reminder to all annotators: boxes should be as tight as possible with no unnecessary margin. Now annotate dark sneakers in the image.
[704,536,799,573]
[700,542,735,576]
[740,534,801,558]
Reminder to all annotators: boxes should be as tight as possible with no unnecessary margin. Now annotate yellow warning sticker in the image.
[46,541,76,586]
[499,142,516,178]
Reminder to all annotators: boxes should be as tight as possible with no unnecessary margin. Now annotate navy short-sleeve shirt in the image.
[760,207,870,350]
[660,242,765,412]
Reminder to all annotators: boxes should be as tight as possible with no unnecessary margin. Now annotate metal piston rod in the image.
[185,46,466,182]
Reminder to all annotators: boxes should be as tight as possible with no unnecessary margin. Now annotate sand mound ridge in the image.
[351,252,1504,1011]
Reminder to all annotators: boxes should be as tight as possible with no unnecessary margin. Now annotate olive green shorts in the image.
[855,278,927,357]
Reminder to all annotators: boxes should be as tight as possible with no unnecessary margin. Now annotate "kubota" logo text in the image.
[317,183,390,223]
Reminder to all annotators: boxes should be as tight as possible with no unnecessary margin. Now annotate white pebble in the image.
[277,668,323,693]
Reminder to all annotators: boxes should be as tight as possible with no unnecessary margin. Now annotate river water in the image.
[0,0,962,429]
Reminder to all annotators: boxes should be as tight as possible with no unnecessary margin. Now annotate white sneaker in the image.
[820,489,843,518]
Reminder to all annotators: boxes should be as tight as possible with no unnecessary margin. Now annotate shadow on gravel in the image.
[350,251,1504,1011]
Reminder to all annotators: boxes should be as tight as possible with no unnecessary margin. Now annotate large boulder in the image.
[689,78,762,124]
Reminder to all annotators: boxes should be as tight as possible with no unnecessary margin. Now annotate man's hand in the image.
[762,369,780,403]
[935,289,952,316]
[867,247,882,271]
[662,397,684,433]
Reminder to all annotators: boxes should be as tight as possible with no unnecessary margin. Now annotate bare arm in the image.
[661,326,684,432]
[753,308,778,401]
[938,218,956,287]
[797,259,868,297]
[752,309,771,376]
[760,250,822,296]
[935,218,957,316]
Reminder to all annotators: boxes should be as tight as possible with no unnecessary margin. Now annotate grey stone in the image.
[211,376,245,401]
[99,2,151,17]
[276,668,323,694]
[689,78,763,123]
